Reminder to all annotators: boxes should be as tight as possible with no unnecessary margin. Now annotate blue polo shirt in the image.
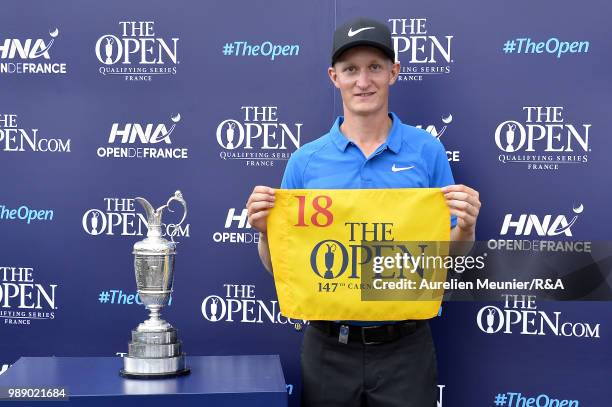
[280,112,456,326]
[281,112,457,230]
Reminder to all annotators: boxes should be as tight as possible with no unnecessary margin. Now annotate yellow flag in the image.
[267,188,450,321]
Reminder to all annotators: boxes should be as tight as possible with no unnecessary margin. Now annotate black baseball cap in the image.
[331,17,395,65]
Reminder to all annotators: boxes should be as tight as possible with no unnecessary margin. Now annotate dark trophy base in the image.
[119,367,191,380]
[121,328,190,379]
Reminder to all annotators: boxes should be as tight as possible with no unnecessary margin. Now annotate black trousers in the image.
[301,322,438,407]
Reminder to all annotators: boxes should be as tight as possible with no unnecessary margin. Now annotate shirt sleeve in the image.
[280,152,304,189]
[425,138,457,228]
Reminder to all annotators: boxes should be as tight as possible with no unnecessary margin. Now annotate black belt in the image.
[310,320,423,345]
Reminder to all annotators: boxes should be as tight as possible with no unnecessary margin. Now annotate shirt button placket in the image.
[361,160,372,188]
[362,148,385,188]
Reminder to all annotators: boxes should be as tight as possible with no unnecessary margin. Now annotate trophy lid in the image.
[132,191,187,256]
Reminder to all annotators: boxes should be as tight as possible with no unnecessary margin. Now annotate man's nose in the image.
[355,70,371,89]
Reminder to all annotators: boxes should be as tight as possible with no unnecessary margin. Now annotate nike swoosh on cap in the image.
[391,164,415,172]
[348,26,375,37]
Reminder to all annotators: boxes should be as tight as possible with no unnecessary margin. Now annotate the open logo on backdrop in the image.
[216,106,302,167]
[95,21,179,82]
[82,197,190,238]
[387,17,453,82]
[201,284,307,330]
[495,106,591,171]
[476,295,600,339]
[0,114,71,153]
[0,266,57,326]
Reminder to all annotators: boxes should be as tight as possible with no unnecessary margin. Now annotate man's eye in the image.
[371,64,381,70]
[345,66,356,73]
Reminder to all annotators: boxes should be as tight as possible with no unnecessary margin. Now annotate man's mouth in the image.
[355,92,375,97]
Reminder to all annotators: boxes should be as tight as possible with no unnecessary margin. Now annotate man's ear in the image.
[389,61,400,85]
[328,66,341,89]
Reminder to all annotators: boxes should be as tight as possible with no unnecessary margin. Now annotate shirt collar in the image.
[329,112,403,154]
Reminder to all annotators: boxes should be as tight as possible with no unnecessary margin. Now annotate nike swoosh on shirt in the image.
[391,164,415,172]
[348,27,375,37]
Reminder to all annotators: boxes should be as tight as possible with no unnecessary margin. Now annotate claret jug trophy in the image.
[120,191,190,379]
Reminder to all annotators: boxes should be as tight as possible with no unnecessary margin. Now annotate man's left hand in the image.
[440,184,481,234]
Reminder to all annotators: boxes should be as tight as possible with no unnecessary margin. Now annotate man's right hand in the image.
[246,186,276,234]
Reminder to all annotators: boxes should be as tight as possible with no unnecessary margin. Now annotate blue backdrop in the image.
[1,1,610,405]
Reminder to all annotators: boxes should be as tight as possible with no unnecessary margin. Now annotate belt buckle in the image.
[361,325,383,345]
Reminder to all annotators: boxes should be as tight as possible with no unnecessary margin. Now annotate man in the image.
[246,17,481,407]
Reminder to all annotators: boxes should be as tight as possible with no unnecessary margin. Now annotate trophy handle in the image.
[162,191,187,243]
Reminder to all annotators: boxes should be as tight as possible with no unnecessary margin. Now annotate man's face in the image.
[328,46,400,117]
